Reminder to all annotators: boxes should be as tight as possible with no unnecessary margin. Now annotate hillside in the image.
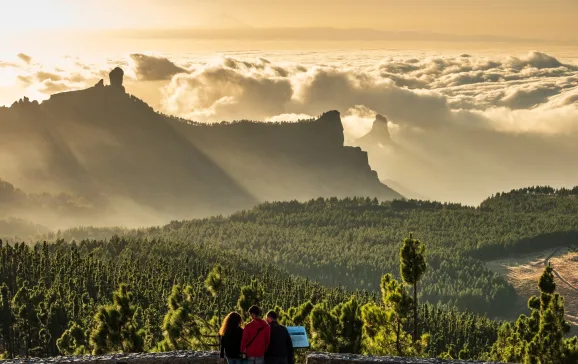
[0,69,400,229]
[45,188,578,320]
[0,217,49,241]
[4,187,578,359]
[487,248,578,328]
[0,237,500,360]
[480,186,578,213]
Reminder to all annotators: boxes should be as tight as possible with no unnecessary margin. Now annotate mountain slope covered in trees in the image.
[1,186,578,362]
[0,237,501,360]
[44,186,578,319]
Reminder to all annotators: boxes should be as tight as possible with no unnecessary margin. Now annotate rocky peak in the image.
[318,110,341,122]
[371,114,391,140]
[356,114,391,147]
[316,110,345,146]
[11,96,39,109]
[109,67,125,91]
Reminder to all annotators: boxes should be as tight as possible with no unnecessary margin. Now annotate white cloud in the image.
[154,52,578,204]
[17,53,32,64]
[2,49,578,204]
[129,53,188,81]
[265,113,313,122]
[161,57,293,121]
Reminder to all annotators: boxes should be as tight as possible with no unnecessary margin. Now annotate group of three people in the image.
[219,306,294,364]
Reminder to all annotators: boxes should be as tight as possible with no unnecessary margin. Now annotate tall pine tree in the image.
[490,264,578,363]
[400,234,427,342]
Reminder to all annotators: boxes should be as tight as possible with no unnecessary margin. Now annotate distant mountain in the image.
[0,68,400,227]
[356,114,391,147]
[480,185,578,213]
[354,114,432,202]
[0,217,49,241]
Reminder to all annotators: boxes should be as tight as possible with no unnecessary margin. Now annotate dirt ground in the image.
[486,248,578,329]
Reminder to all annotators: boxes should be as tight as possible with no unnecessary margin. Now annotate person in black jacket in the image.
[220,312,244,364]
[265,311,294,364]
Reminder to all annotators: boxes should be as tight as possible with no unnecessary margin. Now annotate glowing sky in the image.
[2,0,577,40]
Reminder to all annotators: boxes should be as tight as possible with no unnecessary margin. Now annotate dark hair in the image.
[248,305,262,317]
[266,311,278,320]
[219,312,242,336]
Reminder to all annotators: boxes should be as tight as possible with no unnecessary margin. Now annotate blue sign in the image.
[286,326,309,348]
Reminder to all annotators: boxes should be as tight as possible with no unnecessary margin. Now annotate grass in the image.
[486,248,578,328]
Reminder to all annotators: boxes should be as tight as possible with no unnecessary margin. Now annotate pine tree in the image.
[361,274,428,357]
[291,301,314,331]
[490,264,578,363]
[57,322,89,355]
[43,298,68,356]
[205,264,224,331]
[11,284,42,356]
[400,233,427,342]
[381,274,414,356]
[159,285,195,351]
[333,297,363,354]
[236,279,264,319]
[158,284,217,351]
[0,284,14,358]
[310,302,339,352]
[89,284,144,354]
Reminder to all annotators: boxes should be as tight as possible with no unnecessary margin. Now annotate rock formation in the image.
[95,79,104,87]
[109,67,125,91]
[356,114,391,147]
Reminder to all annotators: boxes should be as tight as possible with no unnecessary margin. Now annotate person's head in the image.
[219,312,242,336]
[266,310,278,324]
[248,305,262,320]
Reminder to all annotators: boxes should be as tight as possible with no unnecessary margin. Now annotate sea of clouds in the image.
[1,49,577,204]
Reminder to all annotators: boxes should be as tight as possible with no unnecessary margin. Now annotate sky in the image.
[2,0,578,39]
[1,0,578,205]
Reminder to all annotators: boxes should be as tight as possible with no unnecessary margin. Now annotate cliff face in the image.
[170,110,401,203]
[0,80,400,225]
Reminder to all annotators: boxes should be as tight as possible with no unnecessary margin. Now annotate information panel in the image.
[286,326,309,348]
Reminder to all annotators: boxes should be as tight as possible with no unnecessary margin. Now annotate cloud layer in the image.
[1,50,577,204]
[158,51,578,204]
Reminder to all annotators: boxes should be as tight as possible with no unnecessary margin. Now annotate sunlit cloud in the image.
[129,53,188,81]
[1,50,577,204]
[17,53,32,64]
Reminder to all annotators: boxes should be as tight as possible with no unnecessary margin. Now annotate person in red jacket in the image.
[241,306,271,364]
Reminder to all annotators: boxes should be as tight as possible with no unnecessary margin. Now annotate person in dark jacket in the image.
[265,311,294,364]
[220,312,244,364]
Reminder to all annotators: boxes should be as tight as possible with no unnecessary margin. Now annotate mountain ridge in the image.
[0,68,401,228]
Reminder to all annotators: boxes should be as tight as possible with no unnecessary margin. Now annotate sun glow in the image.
[0,0,87,31]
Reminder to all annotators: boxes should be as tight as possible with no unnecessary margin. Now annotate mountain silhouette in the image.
[0,68,401,226]
[356,114,391,148]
